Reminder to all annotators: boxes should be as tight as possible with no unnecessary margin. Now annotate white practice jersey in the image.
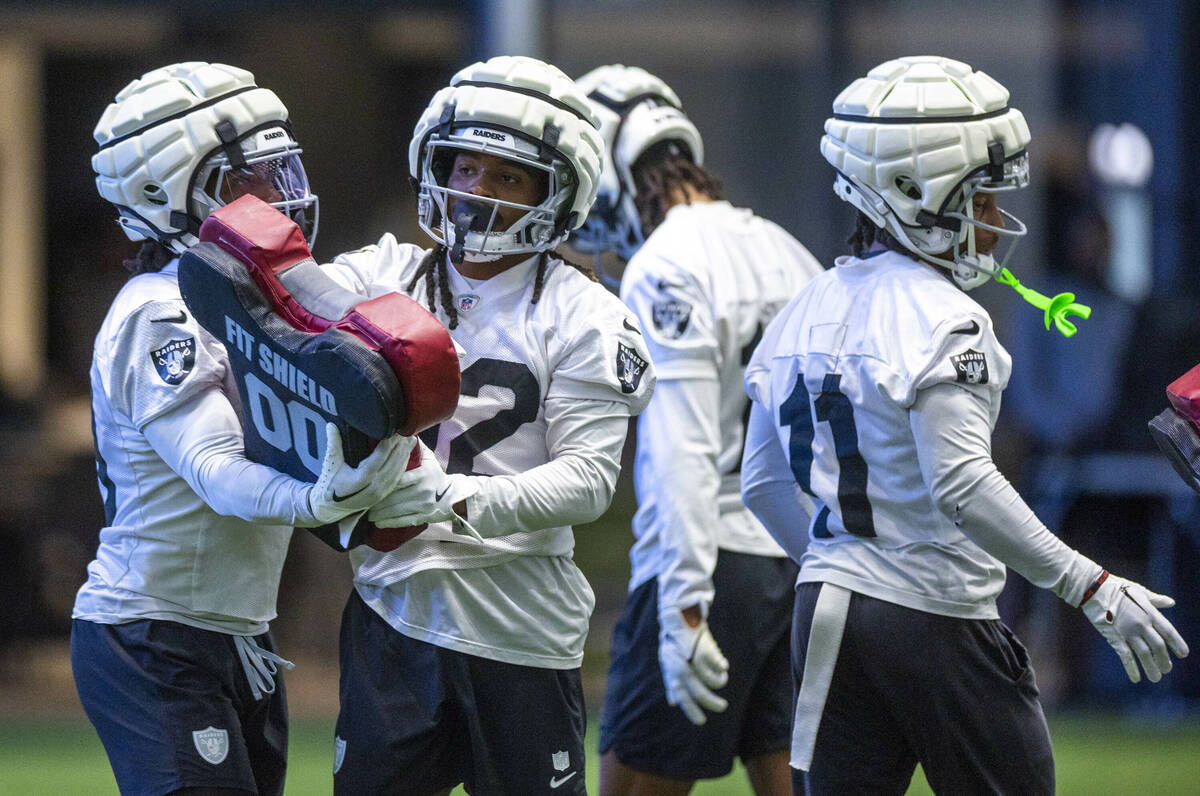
[74,261,293,635]
[324,237,654,668]
[744,250,1013,619]
[620,201,824,614]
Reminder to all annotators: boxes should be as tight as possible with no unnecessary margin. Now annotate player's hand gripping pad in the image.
[1148,362,1200,496]
[178,195,460,550]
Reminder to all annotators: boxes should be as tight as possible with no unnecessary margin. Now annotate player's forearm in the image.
[187,437,314,525]
[464,399,627,537]
[638,378,724,615]
[144,389,312,525]
[466,450,619,536]
[911,384,1097,604]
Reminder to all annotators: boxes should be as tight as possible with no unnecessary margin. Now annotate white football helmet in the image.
[572,64,703,261]
[821,56,1031,289]
[92,62,318,254]
[409,55,605,263]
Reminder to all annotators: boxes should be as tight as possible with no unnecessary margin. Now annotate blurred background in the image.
[2,0,1200,792]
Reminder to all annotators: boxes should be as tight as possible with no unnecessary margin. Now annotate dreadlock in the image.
[123,240,175,276]
[847,211,908,258]
[406,243,463,329]
[531,250,600,305]
[631,139,723,238]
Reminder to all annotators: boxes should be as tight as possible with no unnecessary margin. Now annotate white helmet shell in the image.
[92,61,318,253]
[409,55,604,260]
[573,64,703,260]
[821,56,1031,288]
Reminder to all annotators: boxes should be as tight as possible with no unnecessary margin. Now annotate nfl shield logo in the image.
[615,343,648,394]
[333,735,347,774]
[192,726,229,765]
[457,293,480,313]
[552,750,570,771]
[150,337,196,385]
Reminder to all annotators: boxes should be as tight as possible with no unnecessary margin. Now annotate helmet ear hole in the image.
[894,176,921,200]
[143,183,169,205]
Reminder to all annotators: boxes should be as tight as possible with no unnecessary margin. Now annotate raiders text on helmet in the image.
[93,62,318,253]
[409,55,605,262]
[821,56,1031,289]
[573,64,704,261]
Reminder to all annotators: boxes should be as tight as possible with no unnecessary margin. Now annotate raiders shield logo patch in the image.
[651,299,692,339]
[150,337,196,385]
[616,343,648,394]
[951,349,989,385]
[192,726,229,765]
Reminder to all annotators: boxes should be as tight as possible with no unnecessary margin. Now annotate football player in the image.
[741,56,1189,794]
[318,56,655,795]
[74,62,411,796]
[570,65,823,796]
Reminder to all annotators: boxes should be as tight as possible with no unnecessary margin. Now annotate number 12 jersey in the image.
[323,236,655,667]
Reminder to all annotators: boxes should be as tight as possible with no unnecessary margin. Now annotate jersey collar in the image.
[445,253,542,301]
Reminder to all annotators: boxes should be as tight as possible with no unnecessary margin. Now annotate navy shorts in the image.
[599,550,798,780]
[334,590,587,796]
[70,618,287,796]
[793,582,1055,795]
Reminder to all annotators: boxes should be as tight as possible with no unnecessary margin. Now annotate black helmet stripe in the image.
[587,90,680,114]
[831,106,1011,125]
[97,85,261,151]
[454,80,593,126]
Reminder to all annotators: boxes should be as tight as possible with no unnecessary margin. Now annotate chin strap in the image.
[995,267,1092,337]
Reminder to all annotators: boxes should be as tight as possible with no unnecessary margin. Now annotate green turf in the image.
[2,714,1198,794]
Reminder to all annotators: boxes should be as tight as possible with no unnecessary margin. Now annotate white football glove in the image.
[659,609,729,725]
[1080,571,1189,683]
[367,441,481,537]
[306,424,415,524]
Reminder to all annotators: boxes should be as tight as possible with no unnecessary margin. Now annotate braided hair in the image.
[123,240,175,275]
[407,245,599,329]
[847,211,908,258]
[631,139,723,238]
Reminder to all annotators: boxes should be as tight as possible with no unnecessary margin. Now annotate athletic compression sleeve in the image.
[143,387,318,526]
[463,396,628,538]
[909,382,1099,605]
[638,376,724,617]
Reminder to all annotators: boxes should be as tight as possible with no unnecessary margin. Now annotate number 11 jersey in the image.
[745,250,1013,619]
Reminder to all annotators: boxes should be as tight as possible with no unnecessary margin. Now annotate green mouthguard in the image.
[995,267,1092,338]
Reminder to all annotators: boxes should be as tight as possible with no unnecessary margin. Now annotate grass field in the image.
[2,713,1199,794]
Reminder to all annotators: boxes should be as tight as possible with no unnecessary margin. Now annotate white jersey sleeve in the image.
[545,269,655,413]
[621,258,716,380]
[105,299,228,429]
[324,233,432,299]
[905,309,1011,409]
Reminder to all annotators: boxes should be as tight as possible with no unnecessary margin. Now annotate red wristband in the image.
[1079,570,1109,607]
